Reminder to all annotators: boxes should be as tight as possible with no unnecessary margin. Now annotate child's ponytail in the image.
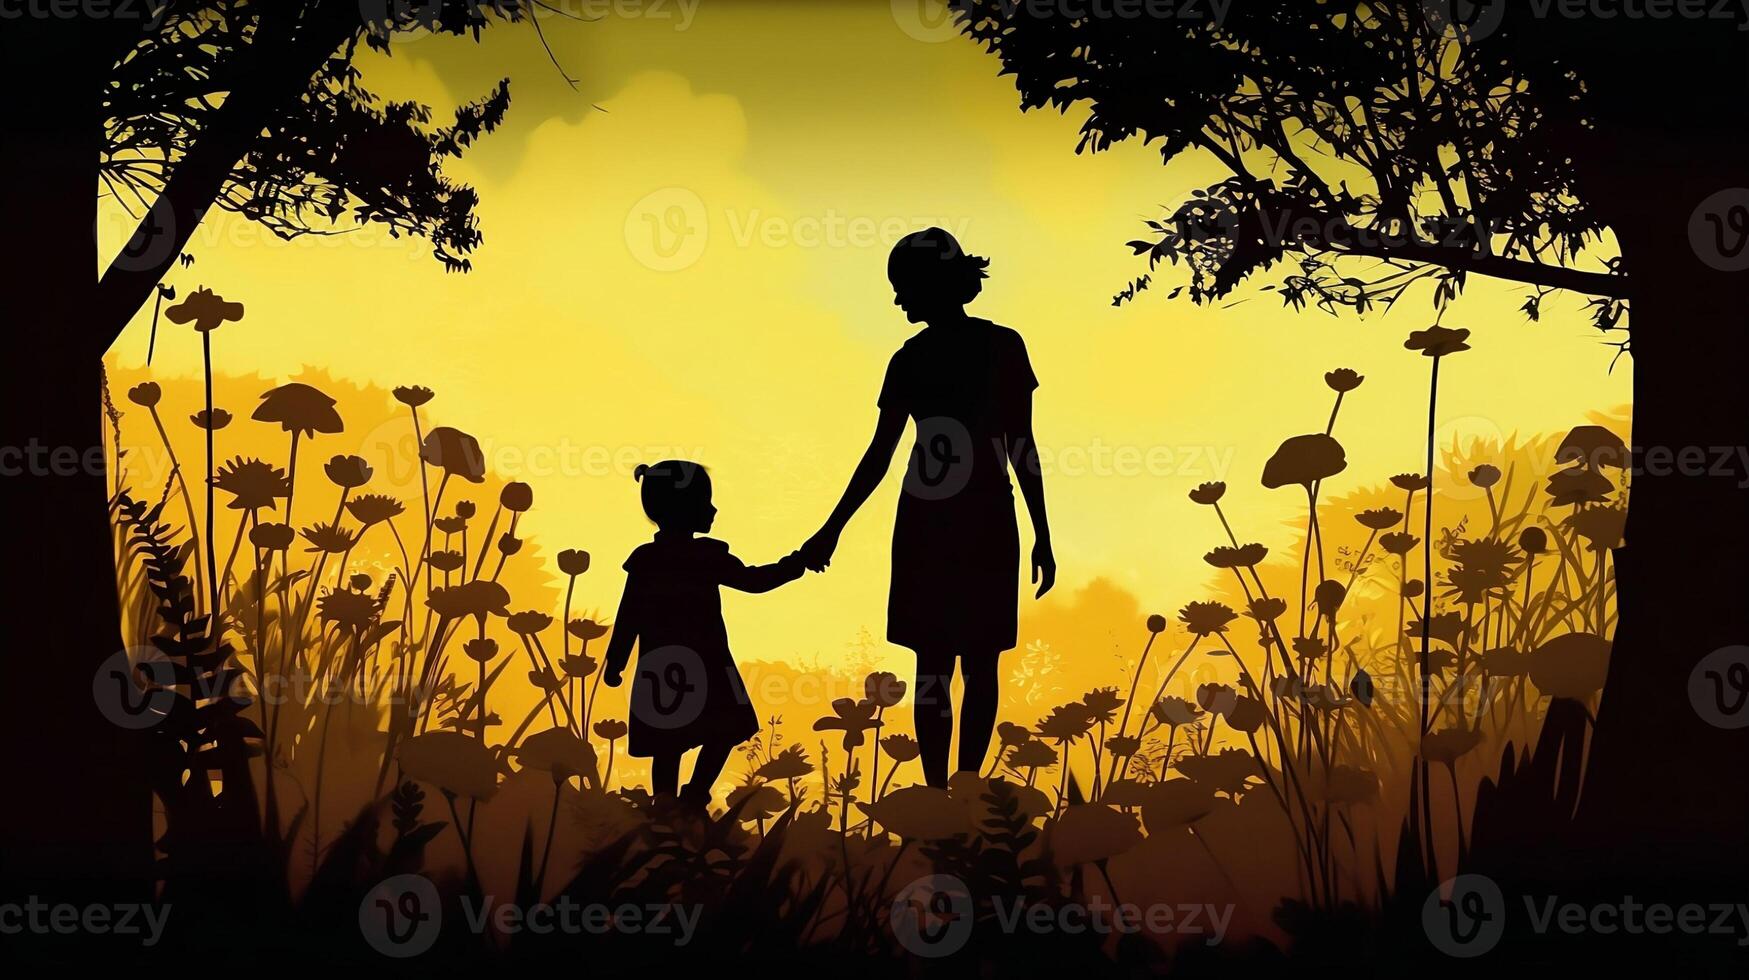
[634,463,650,482]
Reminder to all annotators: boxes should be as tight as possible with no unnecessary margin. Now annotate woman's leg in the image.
[913,647,956,788]
[651,752,680,798]
[957,652,1000,775]
[682,740,734,806]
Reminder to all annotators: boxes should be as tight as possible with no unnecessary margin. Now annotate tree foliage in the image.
[956,1,1629,334]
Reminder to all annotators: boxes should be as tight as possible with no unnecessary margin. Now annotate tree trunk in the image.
[0,19,152,935]
[1571,168,1749,886]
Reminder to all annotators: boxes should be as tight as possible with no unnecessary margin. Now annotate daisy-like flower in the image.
[346,493,405,526]
[1188,481,1226,505]
[1356,507,1403,530]
[211,457,290,511]
[1204,543,1268,568]
[1390,473,1430,492]
[1404,325,1472,357]
[393,385,435,407]
[302,521,360,554]
[1178,601,1238,636]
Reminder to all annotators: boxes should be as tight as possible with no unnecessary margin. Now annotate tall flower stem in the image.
[146,403,204,616]
[202,331,220,619]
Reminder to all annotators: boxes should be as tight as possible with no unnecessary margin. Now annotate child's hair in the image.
[634,459,711,527]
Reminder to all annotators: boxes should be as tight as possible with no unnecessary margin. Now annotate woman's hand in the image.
[800,528,839,572]
[1031,538,1056,598]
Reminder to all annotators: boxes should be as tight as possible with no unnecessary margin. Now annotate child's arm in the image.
[602,571,641,686]
[718,550,806,594]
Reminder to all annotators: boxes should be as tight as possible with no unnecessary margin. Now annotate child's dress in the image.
[605,531,801,758]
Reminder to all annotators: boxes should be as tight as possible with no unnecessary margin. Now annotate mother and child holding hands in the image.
[602,228,1055,807]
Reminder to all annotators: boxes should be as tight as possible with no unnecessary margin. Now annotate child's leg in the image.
[957,652,1000,775]
[913,647,956,788]
[651,753,681,798]
[681,740,734,805]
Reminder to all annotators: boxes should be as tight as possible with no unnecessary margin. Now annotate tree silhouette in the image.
[0,1,535,914]
[958,1,1748,890]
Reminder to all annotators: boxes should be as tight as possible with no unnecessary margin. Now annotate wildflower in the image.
[754,744,814,781]
[1356,507,1402,530]
[191,408,232,430]
[1350,669,1375,707]
[1226,696,1267,733]
[426,579,510,621]
[1407,611,1468,648]
[880,733,920,762]
[527,668,564,692]
[164,286,244,333]
[593,719,628,741]
[426,550,464,573]
[1195,682,1237,716]
[1313,579,1347,618]
[1390,473,1430,492]
[1421,728,1482,765]
[1518,526,1548,555]
[1150,696,1201,727]
[1176,748,1259,796]
[1178,601,1237,636]
[1566,504,1626,551]
[1261,433,1347,489]
[515,728,595,783]
[865,671,907,708]
[1204,543,1267,568]
[858,786,973,841]
[127,382,161,407]
[561,654,597,678]
[1082,688,1123,724]
[500,481,534,512]
[1403,579,1425,599]
[400,730,499,799]
[456,500,476,519]
[433,516,468,534]
[1105,734,1141,757]
[253,382,343,437]
[567,618,609,641]
[1545,465,1614,506]
[1324,368,1364,392]
[1008,740,1058,770]
[996,721,1033,746]
[1291,636,1326,660]
[1467,464,1501,488]
[1555,425,1629,472]
[420,426,487,483]
[497,534,523,557]
[318,588,379,633]
[558,549,591,576]
[1188,481,1226,505]
[346,494,405,526]
[726,783,787,824]
[813,697,882,750]
[350,573,371,591]
[1146,613,1167,634]
[463,638,499,663]
[1404,325,1472,357]
[212,457,290,511]
[1247,597,1287,622]
[1380,531,1419,555]
[1035,701,1097,741]
[250,522,294,551]
[324,454,373,488]
[393,385,435,407]
[1445,536,1520,602]
[507,610,553,635]
[299,521,358,555]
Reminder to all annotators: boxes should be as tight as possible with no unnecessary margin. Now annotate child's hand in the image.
[603,667,623,688]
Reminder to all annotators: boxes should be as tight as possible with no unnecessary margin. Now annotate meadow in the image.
[103,289,1624,968]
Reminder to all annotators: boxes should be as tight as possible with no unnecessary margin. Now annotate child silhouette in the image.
[603,460,806,806]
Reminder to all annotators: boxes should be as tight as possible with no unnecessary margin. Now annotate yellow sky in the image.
[102,1,1631,670]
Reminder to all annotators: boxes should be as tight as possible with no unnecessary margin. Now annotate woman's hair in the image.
[888,227,990,306]
[634,459,711,527]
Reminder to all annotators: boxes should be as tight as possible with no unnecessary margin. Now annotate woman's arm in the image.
[801,406,908,569]
[1007,392,1056,598]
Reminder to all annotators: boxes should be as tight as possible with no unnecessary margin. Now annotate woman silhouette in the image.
[802,228,1054,787]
